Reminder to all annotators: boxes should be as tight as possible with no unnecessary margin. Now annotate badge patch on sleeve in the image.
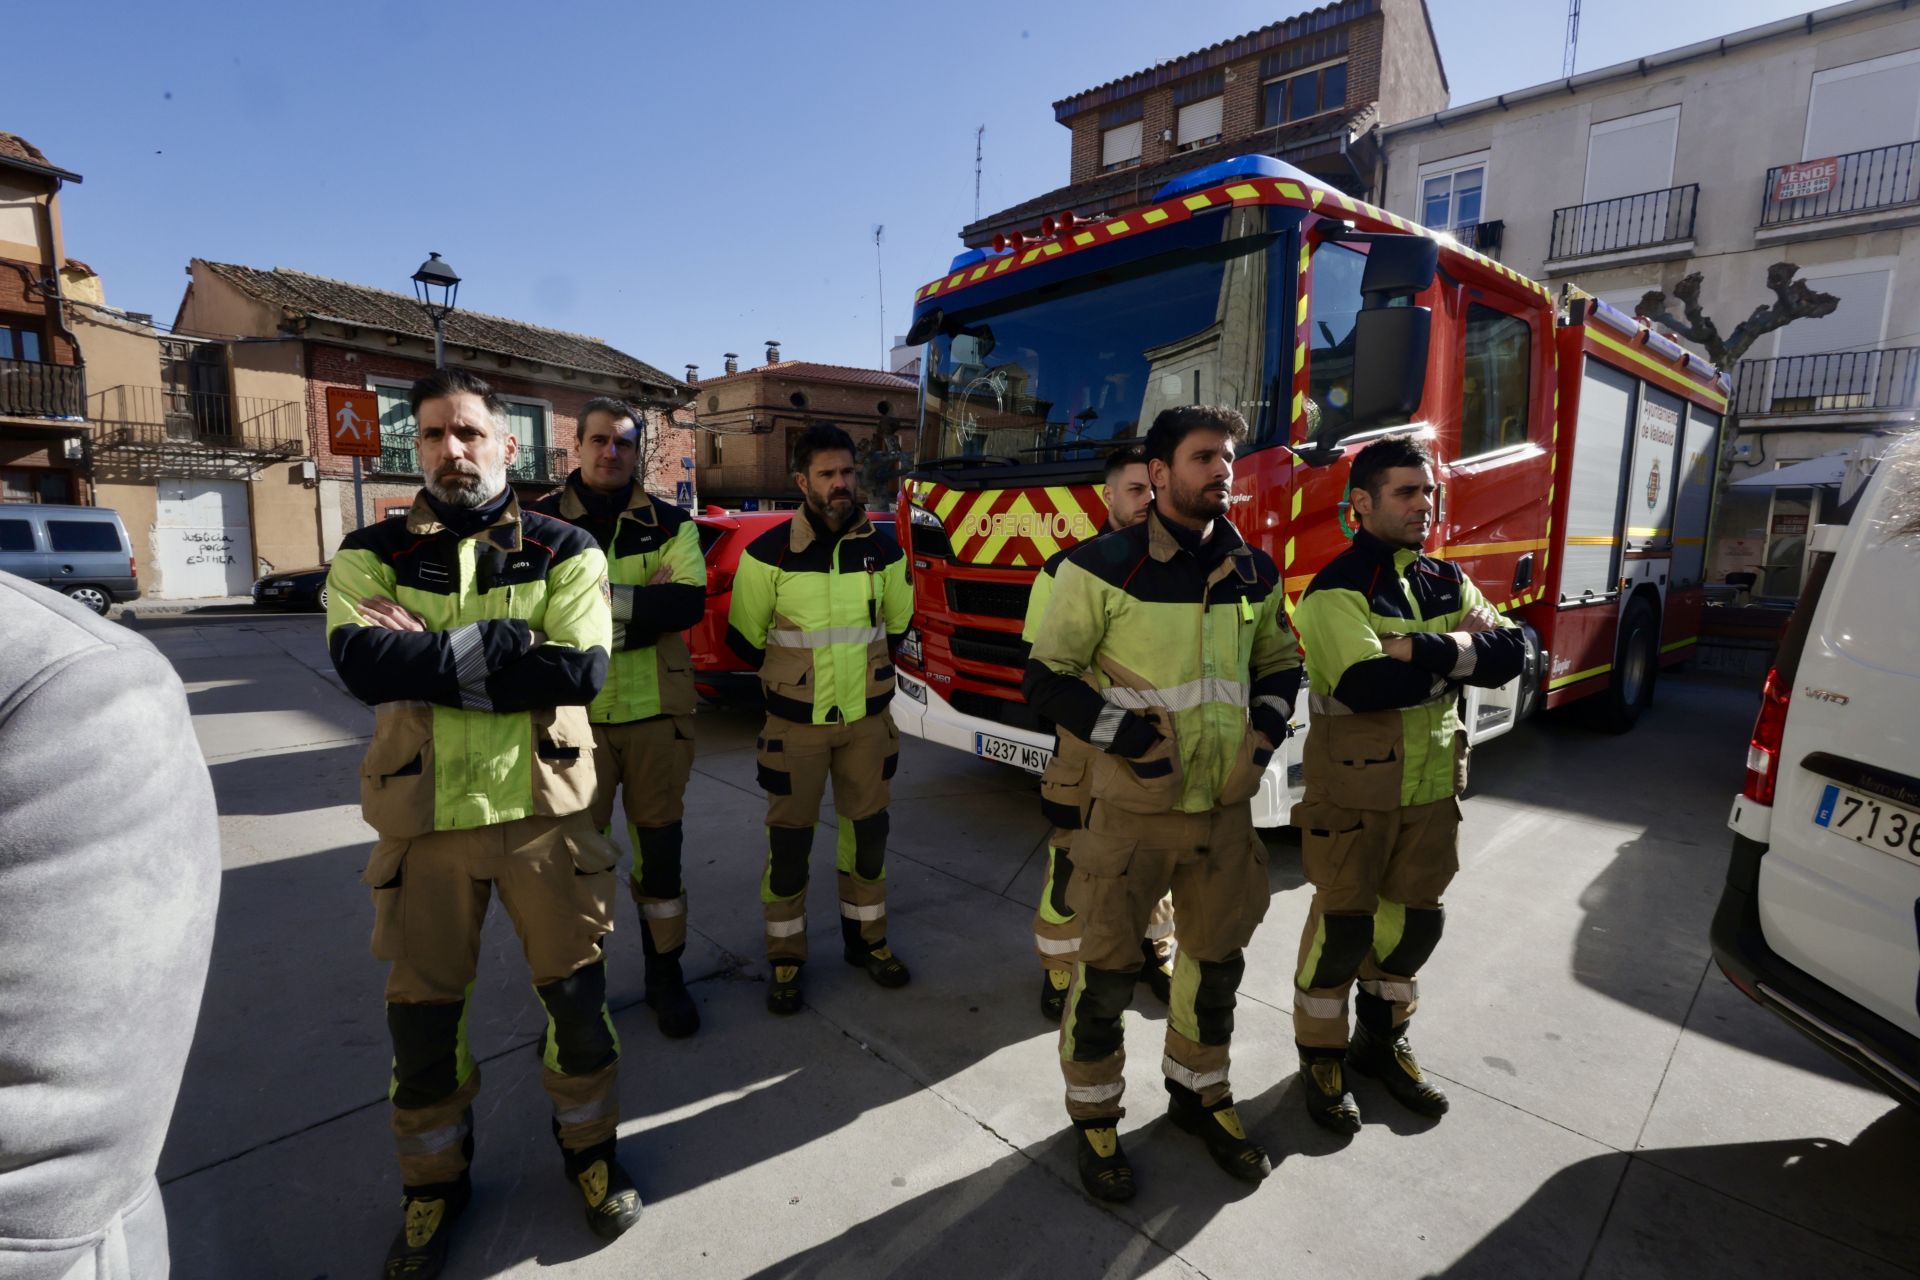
[600,575,612,606]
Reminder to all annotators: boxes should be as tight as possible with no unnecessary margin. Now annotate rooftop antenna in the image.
[874,224,886,370]
[1563,0,1581,78]
[974,124,985,222]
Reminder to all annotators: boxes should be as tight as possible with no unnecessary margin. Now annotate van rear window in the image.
[0,519,32,552]
[46,520,122,553]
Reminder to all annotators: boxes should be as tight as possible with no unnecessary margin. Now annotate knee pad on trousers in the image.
[388,1000,471,1110]
[535,959,617,1076]
[1192,951,1246,1045]
[1067,965,1137,1063]
[851,811,888,882]
[767,826,813,898]
[1376,904,1444,976]
[1046,846,1075,920]
[1302,913,1373,990]
[633,821,685,900]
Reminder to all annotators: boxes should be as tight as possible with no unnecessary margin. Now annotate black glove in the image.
[1251,703,1292,745]
[1109,711,1163,759]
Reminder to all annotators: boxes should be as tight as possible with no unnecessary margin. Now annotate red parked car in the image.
[687,506,896,701]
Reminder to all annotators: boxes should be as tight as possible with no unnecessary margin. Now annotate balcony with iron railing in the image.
[1733,346,1920,420]
[0,357,86,420]
[1547,184,1699,265]
[374,436,568,486]
[1760,140,1920,231]
[89,384,304,455]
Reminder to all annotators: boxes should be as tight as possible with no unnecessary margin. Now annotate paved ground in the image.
[133,610,1919,1279]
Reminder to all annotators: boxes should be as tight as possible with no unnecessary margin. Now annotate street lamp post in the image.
[411,252,461,370]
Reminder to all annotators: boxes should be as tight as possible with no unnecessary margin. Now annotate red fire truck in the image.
[890,155,1730,826]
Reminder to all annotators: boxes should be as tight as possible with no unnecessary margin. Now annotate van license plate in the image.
[1815,783,1920,859]
[975,732,1051,775]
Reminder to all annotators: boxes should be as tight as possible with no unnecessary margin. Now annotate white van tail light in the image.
[1743,666,1791,807]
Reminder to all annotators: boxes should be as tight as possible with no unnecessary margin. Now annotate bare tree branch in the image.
[1634,264,1840,370]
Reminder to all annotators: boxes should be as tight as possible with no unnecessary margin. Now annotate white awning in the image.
[1729,452,1849,489]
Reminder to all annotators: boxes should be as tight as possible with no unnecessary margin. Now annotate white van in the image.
[1717,429,1919,1109]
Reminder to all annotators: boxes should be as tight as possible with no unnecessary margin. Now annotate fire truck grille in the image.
[950,688,1048,735]
[952,627,1031,669]
[946,579,1031,620]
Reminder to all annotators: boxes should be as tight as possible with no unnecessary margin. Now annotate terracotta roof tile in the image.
[198,260,684,392]
[0,131,82,182]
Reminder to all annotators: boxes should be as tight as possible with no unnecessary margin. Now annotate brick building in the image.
[691,343,917,509]
[961,0,1448,249]
[174,261,692,557]
[0,131,87,505]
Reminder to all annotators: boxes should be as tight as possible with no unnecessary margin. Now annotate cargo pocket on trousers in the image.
[531,706,598,817]
[1063,832,1139,969]
[562,828,619,937]
[359,711,436,839]
[1039,749,1089,830]
[1318,715,1404,810]
[756,731,792,795]
[1292,800,1366,892]
[362,838,410,961]
[1091,707,1182,815]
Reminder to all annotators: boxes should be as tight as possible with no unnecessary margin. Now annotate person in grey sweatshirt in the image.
[0,574,220,1279]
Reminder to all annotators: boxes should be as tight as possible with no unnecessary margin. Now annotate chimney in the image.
[765,339,781,366]
[724,351,739,375]
[685,363,699,385]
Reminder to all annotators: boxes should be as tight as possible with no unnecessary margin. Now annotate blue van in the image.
[0,504,139,614]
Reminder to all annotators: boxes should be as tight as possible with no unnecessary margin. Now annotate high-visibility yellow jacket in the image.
[1023,536,1102,830]
[325,491,611,838]
[1292,529,1525,809]
[525,474,704,724]
[724,510,912,726]
[1025,509,1303,815]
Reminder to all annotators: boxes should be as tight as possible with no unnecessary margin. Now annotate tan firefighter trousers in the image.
[591,715,696,954]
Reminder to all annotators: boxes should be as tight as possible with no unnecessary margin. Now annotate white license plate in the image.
[1814,782,1920,860]
[975,731,1051,775]
[260,587,284,597]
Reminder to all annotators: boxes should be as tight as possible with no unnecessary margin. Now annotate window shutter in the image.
[1102,122,1143,167]
[1177,96,1223,146]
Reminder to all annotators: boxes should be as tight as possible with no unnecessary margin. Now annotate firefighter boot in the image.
[1298,1052,1363,1135]
[563,1138,643,1242]
[841,916,910,988]
[1072,1119,1135,1203]
[1040,968,1072,1022]
[1350,1023,1450,1118]
[1136,935,1173,1003]
[641,928,699,1039]
[1166,1080,1270,1183]
[767,961,804,1016]
[381,1174,470,1280]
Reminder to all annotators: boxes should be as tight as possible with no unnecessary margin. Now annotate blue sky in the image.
[11,0,1814,376]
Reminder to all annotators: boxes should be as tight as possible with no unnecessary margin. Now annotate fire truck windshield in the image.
[916,208,1293,471]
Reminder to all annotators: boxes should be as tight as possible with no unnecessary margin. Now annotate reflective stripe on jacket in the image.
[1292,528,1525,808]
[724,511,912,726]
[325,491,611,836]
[1026,510,1303,814]
[525,473,704,724]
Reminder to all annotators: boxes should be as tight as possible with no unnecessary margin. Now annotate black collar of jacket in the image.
[1350,526,1426,570]
[406,488,524,553]
[790,507,874,554]
[1146,506,1251,573]
[556,469,657,527]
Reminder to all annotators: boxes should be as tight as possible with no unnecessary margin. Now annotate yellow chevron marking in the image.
[1042,243,1062,256]
[1183,195,1213,211]
[1021,249,1041,264]
[1292,390,1304,421]
[1310,189,1325,207]
[1107,219,1131,235]
[948,273,965,288]
[1277,182,1304,201]
[969,265,987,281]
[1291,488,1303,520]
[1074,231,1095,246]
[924,280,941,296]
[1294,341,1306,373]
[1226,183,1260,200]
[1297,296,1309,326]
[1285,536,1296,567]
[994,257,1013,273]
[1143,208,1170,224]
[932,488,964,520]
[1337,193,1357,210]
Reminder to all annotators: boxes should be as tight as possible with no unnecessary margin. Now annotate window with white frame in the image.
[1584,106,1679,203]
[1418,151,1488,236]
[370,377,417,472]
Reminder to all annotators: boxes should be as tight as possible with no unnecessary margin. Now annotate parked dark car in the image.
[251,564,329,611]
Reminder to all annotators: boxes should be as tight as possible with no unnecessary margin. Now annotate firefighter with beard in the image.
[1024,446,1177,1020]
[726,423,914,1015]
[326,369,638,1278]
[1025,405,1302,1202]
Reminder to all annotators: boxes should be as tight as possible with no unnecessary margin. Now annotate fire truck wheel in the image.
[1602,598,1658,734]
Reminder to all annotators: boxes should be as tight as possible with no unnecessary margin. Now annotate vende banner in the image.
[1775,157,1839,201]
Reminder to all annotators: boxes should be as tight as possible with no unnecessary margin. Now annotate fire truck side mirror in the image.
[1357,235,1438,299]
[1345,307,1431,432]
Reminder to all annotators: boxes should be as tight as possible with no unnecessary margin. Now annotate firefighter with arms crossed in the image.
[1025,405,1303,1202]
[1289,434,1524,1132]
[327,369,639,1279]
[727,423,915,1015]
[527,397,706,1038]
[1024,446,1178,1020]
